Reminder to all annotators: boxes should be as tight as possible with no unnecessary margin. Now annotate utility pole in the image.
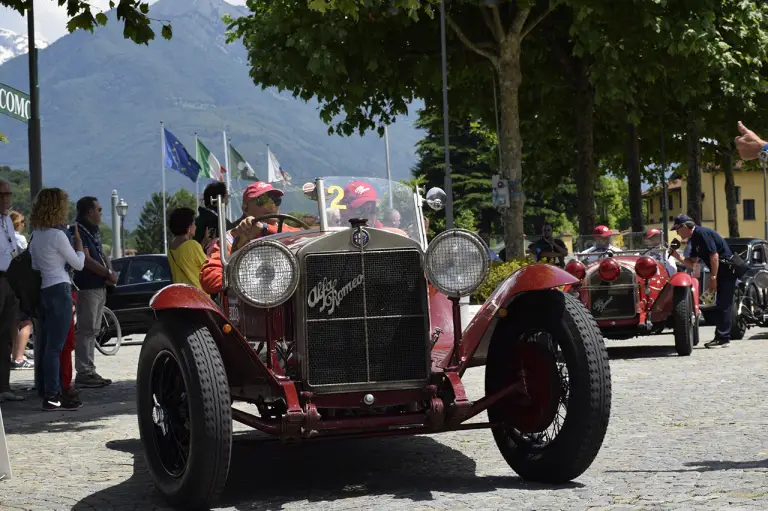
[439,0,454,228]
[27,1,43,201]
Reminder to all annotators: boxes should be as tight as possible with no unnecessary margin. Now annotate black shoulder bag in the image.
[7,234,42,315]
[722,251,750,279]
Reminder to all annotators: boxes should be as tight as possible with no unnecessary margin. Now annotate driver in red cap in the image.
[339,181,384,228]
[581,225,620,264]
[644,228,678,275]
[200,181,301,294]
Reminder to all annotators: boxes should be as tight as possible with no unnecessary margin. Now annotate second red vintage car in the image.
[564,231,700,356]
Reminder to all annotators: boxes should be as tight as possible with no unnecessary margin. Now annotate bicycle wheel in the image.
[96,307,123,356]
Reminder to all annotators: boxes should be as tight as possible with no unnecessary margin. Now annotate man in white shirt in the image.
[644,228,678,276]
[581,225,621,265]
[0,179,23,402]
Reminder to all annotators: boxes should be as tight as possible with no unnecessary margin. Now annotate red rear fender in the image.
[435,264,578,371]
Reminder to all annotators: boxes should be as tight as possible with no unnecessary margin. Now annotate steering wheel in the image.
[250,213,311,233]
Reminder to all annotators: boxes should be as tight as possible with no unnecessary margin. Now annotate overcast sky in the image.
[1,0,246,42]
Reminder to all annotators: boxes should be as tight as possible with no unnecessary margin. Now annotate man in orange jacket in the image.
[201,181,300,294]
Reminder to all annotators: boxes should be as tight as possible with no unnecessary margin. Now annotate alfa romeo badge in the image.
[352,228,370,248]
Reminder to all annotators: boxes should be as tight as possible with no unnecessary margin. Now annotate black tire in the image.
[730,288,747,340]
[485,290,611,483]
[693,313,700,347]
[137,319,232,510]
[672,287,694,356]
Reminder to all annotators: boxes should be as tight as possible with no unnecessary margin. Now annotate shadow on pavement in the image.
[74,432,582,510]
[606,345,685,360]
[1,380,136,435]
[607,458,768,474]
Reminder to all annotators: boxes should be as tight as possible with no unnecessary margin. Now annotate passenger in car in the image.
[644,228,678,276]
[200,181,301,294]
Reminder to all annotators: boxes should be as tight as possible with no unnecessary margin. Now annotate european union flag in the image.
[164,128,201,183]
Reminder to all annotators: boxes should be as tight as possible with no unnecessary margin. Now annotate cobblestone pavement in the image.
[1,321,768,510]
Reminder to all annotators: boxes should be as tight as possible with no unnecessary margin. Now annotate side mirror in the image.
[425,187,447,211]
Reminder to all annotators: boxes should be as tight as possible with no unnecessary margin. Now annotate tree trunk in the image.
[497,38,525,259]
[722,147,739,237]
[686,112,702,224]
[574,58,597,235]
[625,121,644,232]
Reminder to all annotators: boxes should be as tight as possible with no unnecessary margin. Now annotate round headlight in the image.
[227,240,299,308]
[425,229,490,297]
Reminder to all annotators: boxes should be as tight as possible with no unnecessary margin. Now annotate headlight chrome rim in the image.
[425,228,490,297]
[227,239,299,308]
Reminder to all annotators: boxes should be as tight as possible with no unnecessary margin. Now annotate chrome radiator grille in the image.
[303,249,429,389]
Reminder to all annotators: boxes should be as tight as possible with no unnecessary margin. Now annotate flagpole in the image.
[194,132,199,211]
[266,144,271,183]
[384,125,393,208]
[160,121,168,255]
[223,130,232,221]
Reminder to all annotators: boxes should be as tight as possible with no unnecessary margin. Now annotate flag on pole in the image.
[196,139,226,182]
[230,143,258,181]
[164,128,201,182]
[267,147,291,184]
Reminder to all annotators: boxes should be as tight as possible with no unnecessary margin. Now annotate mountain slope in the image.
[0,28,48,66]
[0,0,422,227]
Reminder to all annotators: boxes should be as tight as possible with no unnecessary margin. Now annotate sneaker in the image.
[92,372,112,386]
[42,395,81,411]
[0,391,25,403]
[11,358,34,370]
[62,388,81,401]
[75,373,109,388]
[705,338,730,348]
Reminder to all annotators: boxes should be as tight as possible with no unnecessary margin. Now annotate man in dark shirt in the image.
[70,197,116,387]
[528,223,568,267]
[669,214,735,348]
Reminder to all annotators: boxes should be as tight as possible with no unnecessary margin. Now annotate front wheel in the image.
[730,288,748,340]
[485,290,611,483]
[95,307,122,356]
[137,319,232,509]
[672,287,694,356]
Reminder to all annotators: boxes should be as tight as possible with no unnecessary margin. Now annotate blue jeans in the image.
[39,283,73,397]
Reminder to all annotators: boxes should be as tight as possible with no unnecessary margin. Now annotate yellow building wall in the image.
[644,171,767,240]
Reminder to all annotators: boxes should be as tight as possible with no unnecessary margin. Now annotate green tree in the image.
[1,0,172,44]
[134,189,195,254]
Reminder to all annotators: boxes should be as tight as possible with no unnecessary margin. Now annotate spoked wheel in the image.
[137,319,232,509]
[485,290,611,483]
[730,288,748,341]
[672,287,694,356]
[95,307,122,356]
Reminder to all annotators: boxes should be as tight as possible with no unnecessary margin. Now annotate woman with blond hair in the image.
[29,188,85,411]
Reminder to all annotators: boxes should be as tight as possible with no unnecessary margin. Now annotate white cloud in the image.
[0,0,246,43]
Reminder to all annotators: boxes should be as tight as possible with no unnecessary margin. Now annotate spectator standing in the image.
[70,197,115,388]
[195,182,233,251]
[59,291,80,403]
[528,223,569,267]
[168,207,208,291]
[8,210,33,370]
[0,179,23,402]
[29,188,85,410]
[669,214,736,348]
[478,227,502,262]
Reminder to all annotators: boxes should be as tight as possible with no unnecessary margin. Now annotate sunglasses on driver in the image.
[252,194,282,207]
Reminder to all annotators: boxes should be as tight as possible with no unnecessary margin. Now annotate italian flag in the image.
[196,139,226,182]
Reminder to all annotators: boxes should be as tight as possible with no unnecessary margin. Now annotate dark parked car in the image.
[697,237,768,339]
[107,254,171,336]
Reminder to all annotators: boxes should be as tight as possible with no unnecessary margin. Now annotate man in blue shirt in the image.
[70,197,116,387]
[669,214,735,348]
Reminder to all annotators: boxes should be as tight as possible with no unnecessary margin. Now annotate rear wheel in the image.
[95,307,122,356]
[672,287,694,356]
[485,290,611,483]
[137,319,232,510]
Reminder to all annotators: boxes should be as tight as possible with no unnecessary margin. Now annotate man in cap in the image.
[644,228,677,276]
[339,181,384,228]
[200,181,301,294]
[581,225,621,264]
[669,214,735,347]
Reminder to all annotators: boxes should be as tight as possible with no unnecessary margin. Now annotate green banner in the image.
[0,83,30,123]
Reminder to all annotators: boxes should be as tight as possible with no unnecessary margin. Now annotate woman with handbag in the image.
[29,188,85,411]
[168,207,209,291]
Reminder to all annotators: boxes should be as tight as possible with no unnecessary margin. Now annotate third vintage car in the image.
[564,229,700,355]
[136,176,613,509]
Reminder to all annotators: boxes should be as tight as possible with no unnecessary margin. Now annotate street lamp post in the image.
[27,0,43,200]
[439,0,454,229]
[117,198,129,257]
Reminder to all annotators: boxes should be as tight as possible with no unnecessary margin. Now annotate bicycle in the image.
[95,306,123,356]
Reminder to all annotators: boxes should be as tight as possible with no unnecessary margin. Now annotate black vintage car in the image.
[698,238,768,339]
[107,254,172,336]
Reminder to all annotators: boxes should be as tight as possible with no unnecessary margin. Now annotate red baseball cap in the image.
[343,181,378,208]
[593,225,611,237]
[645,228,661,239]
[243,181,284,201]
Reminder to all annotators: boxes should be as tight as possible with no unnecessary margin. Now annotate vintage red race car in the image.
[563,233,700,355]
[137,177,612,509]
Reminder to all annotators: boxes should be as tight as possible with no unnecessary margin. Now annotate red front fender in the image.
[438,264,579,371]
[150,283,223,315]
[669,272,693,287]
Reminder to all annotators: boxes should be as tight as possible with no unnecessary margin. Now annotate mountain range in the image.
[0,0,423,228]
[0,28,48,66]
